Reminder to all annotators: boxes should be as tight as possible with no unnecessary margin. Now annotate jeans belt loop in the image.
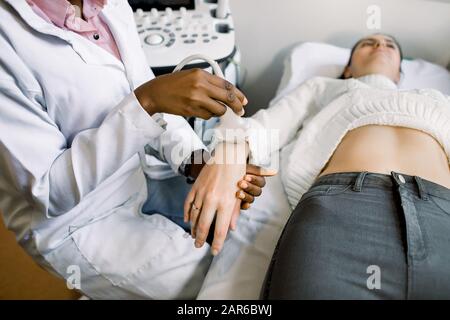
[352,171,368,192]
[414,176,429,201]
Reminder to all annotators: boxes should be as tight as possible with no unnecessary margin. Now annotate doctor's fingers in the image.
[244,174,267,188]
[206,73,247,102]
[236,190,254,205]
[206,75,247,104]
[194,200,217,249]
[241,202,251,210]
[195,98,229,118]
[238,179,262,197]
[206,85,246,116]
[192,107,216,120]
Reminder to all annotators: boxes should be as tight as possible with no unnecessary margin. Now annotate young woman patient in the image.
[187,34,450,299]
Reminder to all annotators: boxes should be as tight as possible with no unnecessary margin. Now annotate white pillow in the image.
[272,42,450,106]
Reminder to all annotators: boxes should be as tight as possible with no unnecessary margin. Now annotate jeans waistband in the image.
[313,171,450,200]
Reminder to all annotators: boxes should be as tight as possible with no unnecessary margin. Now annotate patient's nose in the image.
[374,40,386,48]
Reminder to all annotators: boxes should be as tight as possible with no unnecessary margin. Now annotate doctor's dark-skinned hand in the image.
[134,68,248,118]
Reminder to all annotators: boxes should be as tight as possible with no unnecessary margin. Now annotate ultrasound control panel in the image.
[128,0,235,71]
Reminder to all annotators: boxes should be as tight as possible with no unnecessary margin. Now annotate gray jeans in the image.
[261,171,450,299]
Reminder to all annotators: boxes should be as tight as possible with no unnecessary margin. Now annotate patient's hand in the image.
[183,143,276,256]
[184,142,245,256]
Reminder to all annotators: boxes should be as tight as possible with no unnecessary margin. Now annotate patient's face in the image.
[344,35,402,83]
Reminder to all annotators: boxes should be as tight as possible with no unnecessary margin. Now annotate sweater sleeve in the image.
[246,79,320,166]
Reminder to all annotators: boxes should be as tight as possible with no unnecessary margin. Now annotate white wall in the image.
[229,0,450,113]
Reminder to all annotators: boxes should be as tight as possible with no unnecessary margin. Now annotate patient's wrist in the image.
[209,142,249,166]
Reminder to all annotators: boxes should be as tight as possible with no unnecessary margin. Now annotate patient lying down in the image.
[188,33,450,299]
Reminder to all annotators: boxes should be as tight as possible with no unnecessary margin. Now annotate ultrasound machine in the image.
[128,0,240,84]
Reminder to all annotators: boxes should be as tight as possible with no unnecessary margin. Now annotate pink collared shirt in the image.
[27,0,122,61]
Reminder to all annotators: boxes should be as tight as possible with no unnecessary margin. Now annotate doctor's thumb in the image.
[245,164,278,177]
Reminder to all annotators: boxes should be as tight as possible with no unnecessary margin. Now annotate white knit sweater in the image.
[247,74,450,209]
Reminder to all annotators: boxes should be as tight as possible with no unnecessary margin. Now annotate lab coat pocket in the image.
[69,200,182,298]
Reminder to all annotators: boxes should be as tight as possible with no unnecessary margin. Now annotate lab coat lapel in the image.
[4,0,126,70]
[100,3,139,89]
[4,0,71,41]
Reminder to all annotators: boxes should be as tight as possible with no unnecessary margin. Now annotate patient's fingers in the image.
[211,212,230,255]
[190,210,200,238]
[230,202,241,230]
[211,201,237,255]
[194,199,216,248]
[184,190,196,223]
[190,198,203,238]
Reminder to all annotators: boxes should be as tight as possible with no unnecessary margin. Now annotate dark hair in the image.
[339,33,403,79]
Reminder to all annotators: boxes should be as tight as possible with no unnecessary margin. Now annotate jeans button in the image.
[398,174,406,184]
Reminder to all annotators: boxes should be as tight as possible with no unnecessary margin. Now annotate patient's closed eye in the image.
[360,39,396,49]
[360,40,376,47]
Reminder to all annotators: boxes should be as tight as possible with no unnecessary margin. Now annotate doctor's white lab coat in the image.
[0,0,212,299]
